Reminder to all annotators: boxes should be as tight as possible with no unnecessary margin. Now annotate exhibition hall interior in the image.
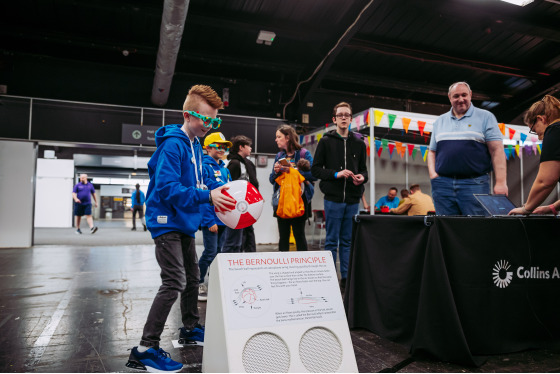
[0,0,559,372]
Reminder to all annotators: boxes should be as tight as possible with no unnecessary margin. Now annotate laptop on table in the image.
[474,194,556,218]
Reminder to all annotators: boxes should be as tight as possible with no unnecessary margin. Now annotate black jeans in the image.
[131,205,144,229]
[277,215,308,251]
[242,225,256,252]
[140,232,200,348]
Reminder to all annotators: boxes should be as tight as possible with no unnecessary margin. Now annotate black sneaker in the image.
[91,226,98,234]
[125,346,183,372]
[178,325,204,346]
[143,224,147,231]
[75,229,82,235]
[131,227,136,231]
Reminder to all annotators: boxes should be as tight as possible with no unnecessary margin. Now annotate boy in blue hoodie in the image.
[126,85,235,373]
[198,132,232,301]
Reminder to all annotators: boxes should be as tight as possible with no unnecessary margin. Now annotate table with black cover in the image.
[344,215,560,366]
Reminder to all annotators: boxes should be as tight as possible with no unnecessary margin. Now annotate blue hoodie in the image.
[145,124,220,239]
[200,154,232,228]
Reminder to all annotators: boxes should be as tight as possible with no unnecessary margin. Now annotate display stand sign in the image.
[202,251,358,373]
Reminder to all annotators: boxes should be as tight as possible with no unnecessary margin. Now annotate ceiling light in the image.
[499,0,534,6]
[256,30,276,46]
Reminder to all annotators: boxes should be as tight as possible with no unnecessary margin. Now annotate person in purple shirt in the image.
[72,173,98,234]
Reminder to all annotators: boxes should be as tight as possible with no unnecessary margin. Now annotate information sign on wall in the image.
[121,124,160,145]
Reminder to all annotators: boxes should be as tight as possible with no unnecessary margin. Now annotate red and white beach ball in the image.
[215,180,264,229]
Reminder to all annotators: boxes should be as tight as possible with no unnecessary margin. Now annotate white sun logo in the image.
[493,260,513,288]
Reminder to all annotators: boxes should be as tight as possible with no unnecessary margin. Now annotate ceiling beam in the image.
[285,0,378,120]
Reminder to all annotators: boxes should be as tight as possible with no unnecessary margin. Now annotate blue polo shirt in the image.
[375,195,400,209]
[429,104,503,177]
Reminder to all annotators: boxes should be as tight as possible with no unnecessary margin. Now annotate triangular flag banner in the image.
[515,144,520,157]
[423,149,428,162]
[408,144,414,156]
[504,147,510,160]
[365,111,370,126]
[509,127,516,140]
[417,121,426,136]
[300,135,304,144]
[387,114,397,130]
[520,133,527,145]
[498,123,505,136]
[420,146,427,155]
[525,144,532,155]
[375,140,382,151]
[382,139,389,148]
[412,148,417,160]
[310,135,315,144]
[388,143,395,159]
[317,133,322,142]
[366,144,370,157]
[537,144,541,154]
[374,110,384,126]
[508,144,515,159]
[377,147,383,158]
[395,142,403,154]
[399,147,406,158]
[348,118,352,130]
[402,118,411,133]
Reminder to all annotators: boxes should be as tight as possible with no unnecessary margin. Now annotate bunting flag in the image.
[366,144,370,157]
[407,144,414,156]
[300,135,304,144]
[365,111,371,126]
[354,115,362,131]
[377,147,383,158]
[508,144,515,159]
[387,114,397,130]
[515,144,520,157]
[412,148,417,160]
[525,144,532,155]
[381,139,389,148]
[400,147,406,158]
[420,146,427,156]
[537,144,541,154]
[519,132,527,145]
[504,147,510,160]
[374,110,384,126]
[531,135,538,155]
[498,123,506,136]
[317,133,322,142]
[374,139,382,151]
[423,149,428,162]
[395,142,403,155]
[388,143,395,159]
[509,128,516,140]
[417,121,426,136]
[304,135,309,145]
[402,118,411,133]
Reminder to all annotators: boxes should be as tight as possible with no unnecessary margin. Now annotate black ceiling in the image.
[1,0,559,130]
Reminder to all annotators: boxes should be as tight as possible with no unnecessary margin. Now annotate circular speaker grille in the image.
[242,332,290,373]
[299,327,343,372]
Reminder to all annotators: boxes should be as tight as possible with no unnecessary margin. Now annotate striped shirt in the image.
[429,104,502,177]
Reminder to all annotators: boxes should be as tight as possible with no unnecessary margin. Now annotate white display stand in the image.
[202,251,358,373]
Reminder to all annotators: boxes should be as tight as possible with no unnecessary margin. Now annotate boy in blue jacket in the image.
[126,85,235,373]
[198,132,232,301]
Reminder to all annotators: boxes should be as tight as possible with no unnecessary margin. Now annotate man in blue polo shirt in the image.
[374,187,400,211]
[427,82,508,215]
[72,173,99,234]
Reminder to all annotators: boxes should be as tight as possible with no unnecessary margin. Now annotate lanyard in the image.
[189,137,206,190]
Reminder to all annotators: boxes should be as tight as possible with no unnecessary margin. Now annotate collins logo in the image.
[493,260,513,288]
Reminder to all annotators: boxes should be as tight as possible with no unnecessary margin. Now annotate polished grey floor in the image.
[1,220,558,372]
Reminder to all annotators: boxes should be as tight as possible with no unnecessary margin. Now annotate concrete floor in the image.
[1,220,558,372]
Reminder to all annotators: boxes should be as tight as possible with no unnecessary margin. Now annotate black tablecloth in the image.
[344,215,560,366]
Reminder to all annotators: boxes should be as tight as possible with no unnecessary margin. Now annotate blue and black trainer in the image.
[178,324,204,346]
[125,346,183,373]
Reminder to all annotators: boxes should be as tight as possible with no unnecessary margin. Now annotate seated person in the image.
[390,184,435,216]
[398,189,409,206]
[374,187,400,212]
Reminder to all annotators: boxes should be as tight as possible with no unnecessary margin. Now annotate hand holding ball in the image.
[215,180,264,229]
